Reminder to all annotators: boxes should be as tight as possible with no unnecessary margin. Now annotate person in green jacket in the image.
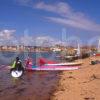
[11,57,23,70]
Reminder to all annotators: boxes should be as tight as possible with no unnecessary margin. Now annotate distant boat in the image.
[56,43,81,60]
[65,43,81,61]
[52,48,61,52]
[70,43,81,58]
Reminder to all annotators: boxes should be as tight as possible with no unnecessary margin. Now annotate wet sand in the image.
[51,57,100,100]
[0,68,61,100]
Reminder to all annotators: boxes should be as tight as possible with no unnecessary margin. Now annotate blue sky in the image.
[0,0,100,46]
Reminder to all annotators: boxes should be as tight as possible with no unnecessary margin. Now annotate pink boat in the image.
[25,57,81,71]
[26,65,79,71]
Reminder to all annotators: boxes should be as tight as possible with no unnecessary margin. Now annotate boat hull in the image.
[45,62,82,66]
[96,53,100,56]
[26,65,80,71]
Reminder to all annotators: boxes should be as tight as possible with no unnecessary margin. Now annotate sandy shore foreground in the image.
[51,57,100,100]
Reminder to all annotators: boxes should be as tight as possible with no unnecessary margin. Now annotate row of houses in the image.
[0,45,71,52]
[0,45,97,53]
[0,45,51,52]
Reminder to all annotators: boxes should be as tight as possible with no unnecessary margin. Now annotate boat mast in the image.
[98,39,100,52]
[76,43,80,56]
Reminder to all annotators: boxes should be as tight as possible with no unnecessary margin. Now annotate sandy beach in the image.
[50,57,100,100]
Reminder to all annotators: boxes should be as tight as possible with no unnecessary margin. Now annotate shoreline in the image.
[50,57,100,100]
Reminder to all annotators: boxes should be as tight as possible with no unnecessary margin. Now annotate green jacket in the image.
[11,61,16,68]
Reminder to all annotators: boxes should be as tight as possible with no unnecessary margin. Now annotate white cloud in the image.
[0,29,16,40]
[35,36,68,46]
[20,33,33,46]
[35,36,55,46]
[0,29,17,45]
[0,29,67,46]
[46,17,100,32]
[35,2,71,16]
[15,1,100,32]
[34,2,100,32]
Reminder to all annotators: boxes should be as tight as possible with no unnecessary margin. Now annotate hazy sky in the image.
[0,0,100,46]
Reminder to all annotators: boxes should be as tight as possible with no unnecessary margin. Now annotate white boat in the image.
[26,66,79,71]
[56,43,81,59]
[45,61,82,66]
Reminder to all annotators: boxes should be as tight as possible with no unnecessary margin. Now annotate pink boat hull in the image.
[26,65,79,71]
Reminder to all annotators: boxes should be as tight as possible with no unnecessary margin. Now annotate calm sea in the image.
[0,51,60,65]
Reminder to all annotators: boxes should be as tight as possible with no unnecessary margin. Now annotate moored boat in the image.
[26,65,80,71]
[45,61,82,66]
